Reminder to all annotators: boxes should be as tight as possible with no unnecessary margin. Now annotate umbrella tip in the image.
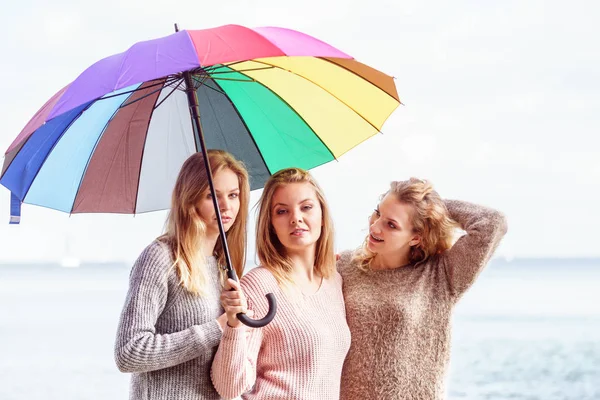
[174,23,180,33]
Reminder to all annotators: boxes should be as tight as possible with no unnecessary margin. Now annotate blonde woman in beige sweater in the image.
[338,178,508,400]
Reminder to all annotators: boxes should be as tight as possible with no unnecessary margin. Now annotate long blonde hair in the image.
[160,150,250,295]
[256,168,336,286]
[355,178,458,270]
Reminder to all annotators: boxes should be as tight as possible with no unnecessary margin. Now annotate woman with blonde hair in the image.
[114,149,250,400]
[338,178,508,400]
[211,167,351,400]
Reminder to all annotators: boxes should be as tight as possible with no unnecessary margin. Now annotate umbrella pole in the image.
[178,26,276,328]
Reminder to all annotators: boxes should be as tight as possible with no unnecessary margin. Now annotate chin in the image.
[284,240,315,251]
[368,246,384,256]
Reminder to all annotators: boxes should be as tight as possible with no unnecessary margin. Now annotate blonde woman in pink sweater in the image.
[211,168,351,400]
[338,178,508,399]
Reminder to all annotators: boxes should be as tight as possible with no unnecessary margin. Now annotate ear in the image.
[409,235,421,247]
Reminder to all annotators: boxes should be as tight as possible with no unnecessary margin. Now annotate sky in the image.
[0,0,598,263]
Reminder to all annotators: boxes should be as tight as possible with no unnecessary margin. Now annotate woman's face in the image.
[270,182,323,254]
[367,193,420,258]
[197,168,241,236]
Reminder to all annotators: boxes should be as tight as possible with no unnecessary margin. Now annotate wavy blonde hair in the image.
[355,178,458,270]
[256,168,336,286]
[159,150,250,295]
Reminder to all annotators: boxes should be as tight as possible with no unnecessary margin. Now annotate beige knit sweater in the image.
[338,200,508,400]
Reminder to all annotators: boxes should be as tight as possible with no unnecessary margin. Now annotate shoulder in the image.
[239,267,279,313]
[328,270,344,288]
[138,238,170,258]
[131,240,174,279]
[239,266,278,295]
[336,249,357,276]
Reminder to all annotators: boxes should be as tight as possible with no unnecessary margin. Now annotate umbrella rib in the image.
[193,78,227,96]
[207,66,275,75]
[207,76,257,83]
[191,65,275,83]
[101,77,178,102]
[248,59,386,134]
[153,79,184,110]
[120,78,178,109]
[221,60,246,69]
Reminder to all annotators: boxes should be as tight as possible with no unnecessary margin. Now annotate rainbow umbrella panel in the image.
[1,25,400,223]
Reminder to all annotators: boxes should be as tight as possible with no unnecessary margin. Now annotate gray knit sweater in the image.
[338,200,508,400]
[114,240,224,400]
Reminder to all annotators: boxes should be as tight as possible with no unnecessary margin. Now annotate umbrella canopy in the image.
[1,24,400,220]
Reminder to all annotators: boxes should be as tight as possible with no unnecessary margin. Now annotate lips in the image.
[291,228,308,236]
[220,216,232,223]
[369,233,384,243]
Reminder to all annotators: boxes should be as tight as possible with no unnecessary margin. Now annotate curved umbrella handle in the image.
[226,269,277,328]
[237,293,277,328]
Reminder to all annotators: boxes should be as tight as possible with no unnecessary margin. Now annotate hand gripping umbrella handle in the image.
[227,269,277,328]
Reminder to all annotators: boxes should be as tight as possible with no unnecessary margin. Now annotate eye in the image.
[275,209,288,215]
[302,204,313,211]
[374,208,380,216]
[229,192,239,199]
[388,222,397,229]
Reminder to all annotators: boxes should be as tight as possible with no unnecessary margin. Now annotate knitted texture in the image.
[115,240,224,400]
[339,200,508,400]
[211,267,351,399]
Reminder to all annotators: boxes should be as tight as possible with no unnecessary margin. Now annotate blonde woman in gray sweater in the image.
[338,178,508,400]
[114,150,249,400]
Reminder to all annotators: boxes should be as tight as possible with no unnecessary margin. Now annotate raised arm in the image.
[114,241,222,373]
[441,200,508,300]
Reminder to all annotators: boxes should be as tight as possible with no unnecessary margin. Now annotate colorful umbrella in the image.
[1,24,400,326]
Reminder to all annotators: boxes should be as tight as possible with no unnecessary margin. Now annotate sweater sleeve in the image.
[441,200,508,300]
[336,250,354,275]
[210,274,266,399]
[114,241,223,373]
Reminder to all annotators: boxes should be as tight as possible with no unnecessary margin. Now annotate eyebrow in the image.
[272,198,313,208]
[214,188,240,194]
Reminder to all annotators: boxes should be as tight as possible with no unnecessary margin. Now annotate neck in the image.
[203,231,220,258]
[287,246,318,282]
[371,251,410,271]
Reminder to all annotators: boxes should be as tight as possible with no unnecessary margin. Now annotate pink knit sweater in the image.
[211,267,351,400]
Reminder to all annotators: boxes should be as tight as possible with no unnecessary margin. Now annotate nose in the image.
[290,209,303,225]
[218,196,231,212]
[370,216,382,233]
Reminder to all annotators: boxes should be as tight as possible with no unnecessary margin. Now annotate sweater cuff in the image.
[222,323,247,341]
[191,319,223,350]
